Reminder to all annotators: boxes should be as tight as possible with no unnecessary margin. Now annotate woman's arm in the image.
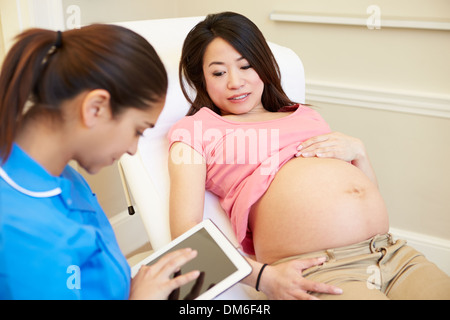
[296,132,379,187]
[168,142,207,238]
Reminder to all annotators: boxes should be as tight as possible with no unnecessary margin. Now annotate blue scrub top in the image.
[0,144,131,299]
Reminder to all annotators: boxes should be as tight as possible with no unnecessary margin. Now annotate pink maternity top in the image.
[168,104,331,254]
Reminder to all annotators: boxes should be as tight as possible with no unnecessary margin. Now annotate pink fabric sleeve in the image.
[167,117,205,158]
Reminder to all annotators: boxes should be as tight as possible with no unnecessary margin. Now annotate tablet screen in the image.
[146,227,238,300]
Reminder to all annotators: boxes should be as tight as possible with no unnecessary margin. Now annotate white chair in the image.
[117,16,305,299]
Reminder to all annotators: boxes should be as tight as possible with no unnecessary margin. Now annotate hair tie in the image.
[54,30,63,48]
[42,31,63,65]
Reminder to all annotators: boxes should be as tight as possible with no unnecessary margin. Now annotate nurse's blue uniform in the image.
[0,144,131,299]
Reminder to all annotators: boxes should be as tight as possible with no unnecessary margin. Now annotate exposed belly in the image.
[249,157,389,264]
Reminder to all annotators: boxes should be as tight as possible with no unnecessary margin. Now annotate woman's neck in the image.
[15,119,74,176]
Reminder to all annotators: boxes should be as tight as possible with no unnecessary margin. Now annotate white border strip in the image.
[15,0,24,31]
[305,80,450,119]
[270,12,450,31]
[27,0,65,30]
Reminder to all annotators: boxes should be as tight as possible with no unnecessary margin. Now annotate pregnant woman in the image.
[168,12,450,299]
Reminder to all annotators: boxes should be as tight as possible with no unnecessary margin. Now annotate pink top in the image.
[168,105,331,254]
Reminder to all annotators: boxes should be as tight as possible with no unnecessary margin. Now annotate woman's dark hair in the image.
[179,12,295,116]
[0,24,167,161]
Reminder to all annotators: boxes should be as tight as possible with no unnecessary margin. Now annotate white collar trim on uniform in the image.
[0,166,62,198]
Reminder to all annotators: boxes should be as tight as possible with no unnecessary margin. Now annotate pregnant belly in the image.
[249,157,389,264]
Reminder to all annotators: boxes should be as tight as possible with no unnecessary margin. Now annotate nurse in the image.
[0,25,199,299]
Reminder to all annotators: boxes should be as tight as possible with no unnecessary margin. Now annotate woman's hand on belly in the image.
[258,257,343,300]
[296,131,379,186]
[296,132,362,162]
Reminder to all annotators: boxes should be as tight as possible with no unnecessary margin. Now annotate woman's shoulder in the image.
[286,104,326,120]
[169,107,220,132]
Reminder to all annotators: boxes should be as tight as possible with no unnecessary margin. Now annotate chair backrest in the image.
[118,16,306,250]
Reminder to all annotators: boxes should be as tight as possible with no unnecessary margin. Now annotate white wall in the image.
[61,0,178,24]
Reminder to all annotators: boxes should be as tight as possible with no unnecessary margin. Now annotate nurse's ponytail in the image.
[0,24,167,162]
[0,29,55,162]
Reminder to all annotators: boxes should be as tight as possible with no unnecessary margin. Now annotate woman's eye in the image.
[213,71,225,77]
[241,65,252,70]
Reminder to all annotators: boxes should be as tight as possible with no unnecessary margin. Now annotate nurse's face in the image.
[77,99,164,174]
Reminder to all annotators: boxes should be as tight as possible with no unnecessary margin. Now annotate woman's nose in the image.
[127,138,139,156]
[227,70,244,90]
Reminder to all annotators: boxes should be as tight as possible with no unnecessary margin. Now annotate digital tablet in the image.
[131,219,252,300]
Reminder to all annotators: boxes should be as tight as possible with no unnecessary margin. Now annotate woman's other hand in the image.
[259,257,343,300]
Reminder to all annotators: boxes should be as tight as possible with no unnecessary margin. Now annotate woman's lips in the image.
[228,93,250,102]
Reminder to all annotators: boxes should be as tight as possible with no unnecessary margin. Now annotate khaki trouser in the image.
[273,234,450,300]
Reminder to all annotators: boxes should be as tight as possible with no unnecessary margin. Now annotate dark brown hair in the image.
[0,24,167,161]
[179,12,295,116]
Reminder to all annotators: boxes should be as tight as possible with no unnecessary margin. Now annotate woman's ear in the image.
[81,89,112,128]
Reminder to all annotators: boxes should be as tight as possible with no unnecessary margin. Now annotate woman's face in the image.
[76,99,164,174]
[202,37,264,116]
